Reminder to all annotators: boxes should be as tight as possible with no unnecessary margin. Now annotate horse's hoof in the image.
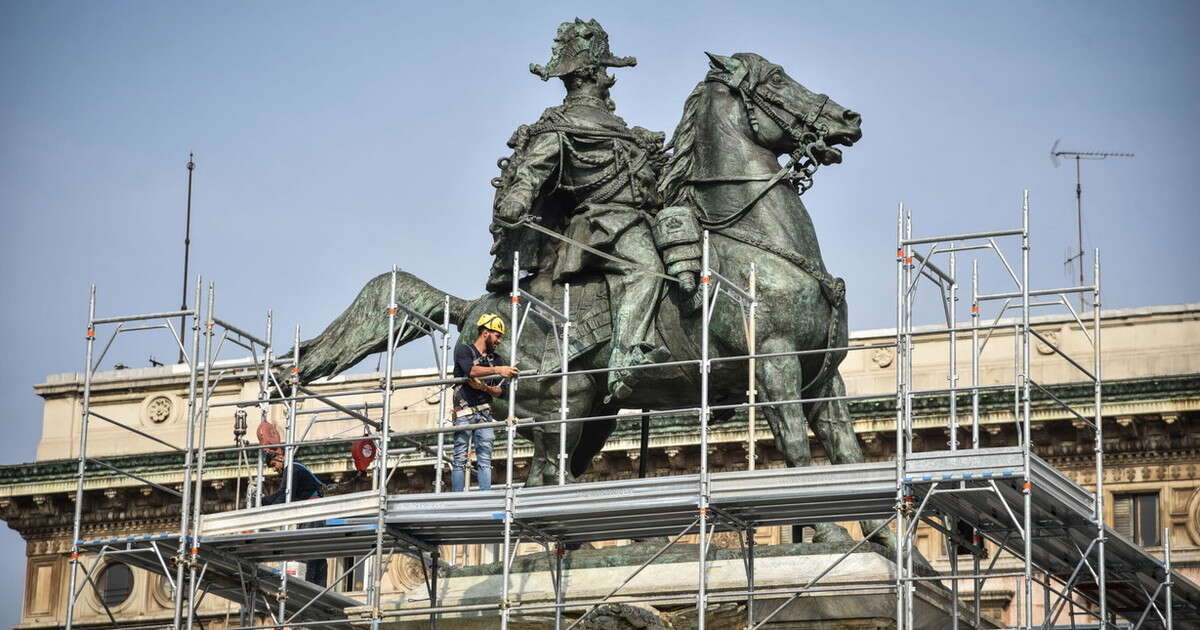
[811,522,854,543]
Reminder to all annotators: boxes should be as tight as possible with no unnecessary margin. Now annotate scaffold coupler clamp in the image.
[896,493,915,517]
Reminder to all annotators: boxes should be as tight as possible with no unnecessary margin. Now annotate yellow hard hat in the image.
[476,313,506,335]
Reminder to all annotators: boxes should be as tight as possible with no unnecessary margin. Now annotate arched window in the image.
[97,563,134,608]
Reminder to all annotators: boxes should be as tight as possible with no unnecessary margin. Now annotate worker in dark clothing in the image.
[263,455,327,586]
[450,313,519,492]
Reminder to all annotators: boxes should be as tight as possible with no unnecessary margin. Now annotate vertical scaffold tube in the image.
[436,295,450,493]
[185,284,216,630]
[177,281,203,630]
[1094,249,1107,628]
[904,207,915,630]
[1165,526,1174,630]
[971,262,980,449]
[948,250,959,630]
[747,263,757,471]
[65,287,97,630]
[698,231,712,629]
[278,324,301,625]
[948,251,958,450]
[746,526,756,626]
[501,252,519,629]
[1020,191,1034,630]
[554,543,565,630]
[559,283,570,485]
[897,209,906,628]
[256,311,274,509]
[369,268,399,629]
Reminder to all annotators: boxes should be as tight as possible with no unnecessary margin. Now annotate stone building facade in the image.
[2,303,1197,628]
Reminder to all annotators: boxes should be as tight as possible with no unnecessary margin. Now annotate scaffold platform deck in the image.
[76,532,363,629]
[104,447,1198,628]
[907,449,1200,627]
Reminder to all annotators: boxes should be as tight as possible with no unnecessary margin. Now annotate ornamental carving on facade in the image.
[144,395,174,424]
[871,347,894,368]
[1034,329,1059,355]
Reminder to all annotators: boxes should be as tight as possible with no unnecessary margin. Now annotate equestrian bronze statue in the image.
[290,19,887,545]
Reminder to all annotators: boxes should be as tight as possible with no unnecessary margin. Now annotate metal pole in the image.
[1021,191,1034,630]
[698,230,713,629]
[559,283,570,485]
[257,311,273,508]
[894,205,906,630]
[430,549,440,629]
[436,295,450,493]
[1074,157,1085,312]
[370,268,399,629]
[175,280,203,630]
[971,261,980,449]
[279,324,300,625]
[1164,526,1173,630]
[904,207,915,630]
[747,527,756,626]
[948,251,958,451]
[554,544,564,630]
[64,287,97,630]
[501,251,520,629]
[185,283,216,630]
[973,530,982,630]
[747,263,757,471]
[948,516,959,630]
[179,154,195,364]
[1094,248,1107,628]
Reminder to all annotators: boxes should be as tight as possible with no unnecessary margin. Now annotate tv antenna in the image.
[1050,140,1133,310]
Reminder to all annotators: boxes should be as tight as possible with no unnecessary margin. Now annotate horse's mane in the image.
[658,81,706,208]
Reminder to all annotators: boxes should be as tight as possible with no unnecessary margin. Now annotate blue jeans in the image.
[451,411,494,491]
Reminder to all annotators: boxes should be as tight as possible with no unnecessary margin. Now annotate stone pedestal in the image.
[353,543,995,629]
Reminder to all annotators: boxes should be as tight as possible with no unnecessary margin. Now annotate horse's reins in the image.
[689,75,829,231]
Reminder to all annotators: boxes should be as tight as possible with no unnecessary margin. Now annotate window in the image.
[337,556,367,593]
[96,563,134,608]
[1113,493,1159,547]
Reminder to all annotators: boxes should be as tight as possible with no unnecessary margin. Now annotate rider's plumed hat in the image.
[530,18,636,81]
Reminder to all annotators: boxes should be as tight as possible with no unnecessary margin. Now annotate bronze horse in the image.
[294,52,887,544]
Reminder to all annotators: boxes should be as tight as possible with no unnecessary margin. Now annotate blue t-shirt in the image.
[263,462,325,505]
[453,343,506,408]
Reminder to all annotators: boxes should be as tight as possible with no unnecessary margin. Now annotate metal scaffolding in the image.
[62,197,1199,630]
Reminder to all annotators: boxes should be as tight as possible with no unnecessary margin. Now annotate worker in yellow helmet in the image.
[450,313,520,491]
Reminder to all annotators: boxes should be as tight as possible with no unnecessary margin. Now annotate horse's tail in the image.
[294,270,469,384]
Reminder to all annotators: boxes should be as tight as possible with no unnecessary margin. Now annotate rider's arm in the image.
[495,131,561,222]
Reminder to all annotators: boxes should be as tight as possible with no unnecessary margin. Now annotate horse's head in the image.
[705,52,861,166]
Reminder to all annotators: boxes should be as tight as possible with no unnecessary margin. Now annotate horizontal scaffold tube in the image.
[901,227,1023,246]
[92,309,196,325]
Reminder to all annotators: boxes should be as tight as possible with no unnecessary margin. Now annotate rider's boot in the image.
[605,344,671,403]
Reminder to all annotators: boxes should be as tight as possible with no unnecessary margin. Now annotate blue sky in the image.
[2,1,1198,625]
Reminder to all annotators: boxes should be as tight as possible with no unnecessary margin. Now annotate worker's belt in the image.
[454,404,492,417]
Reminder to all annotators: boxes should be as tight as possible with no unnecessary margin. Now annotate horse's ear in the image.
[705,52,736,73]
[705,52,746,88]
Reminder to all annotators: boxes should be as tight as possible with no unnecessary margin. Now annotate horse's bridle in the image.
[689,70,828,229]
